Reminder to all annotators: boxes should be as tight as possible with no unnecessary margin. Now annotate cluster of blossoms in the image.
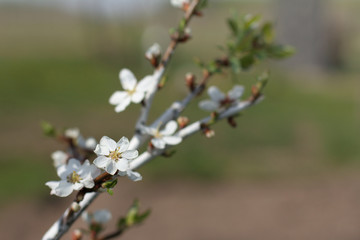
[199,85,244,113]
[46,43,184,197]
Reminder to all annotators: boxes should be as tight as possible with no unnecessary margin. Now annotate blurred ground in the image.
[3,173,360,240]
[0,0,360,239]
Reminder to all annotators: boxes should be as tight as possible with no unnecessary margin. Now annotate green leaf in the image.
[267,45,295,59]
[41,121,56,137]
[178,18,186,32]
[261,22,274,44]
[227,18,238,36]
[229,57,241,74]
[244,14,261,30]
[256,71,270,92]
[107,189,114,195]
[102,178,118,189]
[134,209,151,224]
[240,54,256,70]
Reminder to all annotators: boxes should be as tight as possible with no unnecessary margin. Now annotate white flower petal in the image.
[105,161,118,175]
[114,95,131,112]
[145,43,161,59]
[131,91,145,103]
[115,158,129,172]
[151,138,166,149]
[54,181,74,197]
[100,136,117,152]
[122,150,138,160]
[82,178,95,189]
[93,210,112,224]
[160,120,178,136]
[73,182,84,191]
[45,181,59,191]
[68,158,81,169]
[139,125,156,135]
[127,170,142,182]
[208,86,225,102]
[85,137,97,150]
[64,128,80,139]
[162,136,182,145]
[119,69,137,91]
[93,156,111,169]
[109,91,129,105]
[228,85,244,100]
[51,150,68,168]
[117,136,129,152]
[171,0,189,8]
[82,212,91,224]
[199,100,219,112]
[137,75,155,92]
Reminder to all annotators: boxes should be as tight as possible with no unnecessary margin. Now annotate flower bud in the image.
[145,43,162,68]
[185,73,196,92]
[177,116,190,129]
[72,229,82,240]
[71,202,81,212]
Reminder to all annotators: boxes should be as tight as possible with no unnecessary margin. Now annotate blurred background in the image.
[1,0,360,239]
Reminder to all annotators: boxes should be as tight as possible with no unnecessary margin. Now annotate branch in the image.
[129,0,201,150]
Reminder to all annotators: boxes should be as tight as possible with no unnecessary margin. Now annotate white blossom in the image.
[45,159,100,197]
[171,0,190,8]
[145,43,161,60]
[64,128,97,150]
[109,69,155,113]
[78,136,97,151]
[82,209,112,225]
[199,85,244,112]
[141,121,182,149]
[64,128,80,139]
[93,136,142,181]
[51,150,68,168]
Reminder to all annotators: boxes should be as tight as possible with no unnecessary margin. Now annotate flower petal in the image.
[208,86,225,102]
[228,85,244,100]
[82,212,91,224]
[117,136,129,152]
[114,95,131,113]
[137,75,155,92]
[151,138,166,149]
[54,181,74,197]
[73,182,84,191]
[82,178,95,189]
[127,170,142,182]
[162,136,182,145]
[94,210,112,224]
[119,69,137,91]
[51,150,68,168]
[85,137,97,150]
[122,150,138,160]
[100,136,117,152]
[115,158,129,172]
[131,91,145,103]
[109,91,129,105]
[93,156,111,169]
[160,120,178,136]
[45,181,59,193]
[105,161,118,175]
[198,100,219,112]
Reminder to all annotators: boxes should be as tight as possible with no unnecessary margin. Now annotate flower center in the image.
[154,122,163,138]
[67,171,82,184]
[108,148,122,161]
[126,84,138,96]
[220,96,234,108]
